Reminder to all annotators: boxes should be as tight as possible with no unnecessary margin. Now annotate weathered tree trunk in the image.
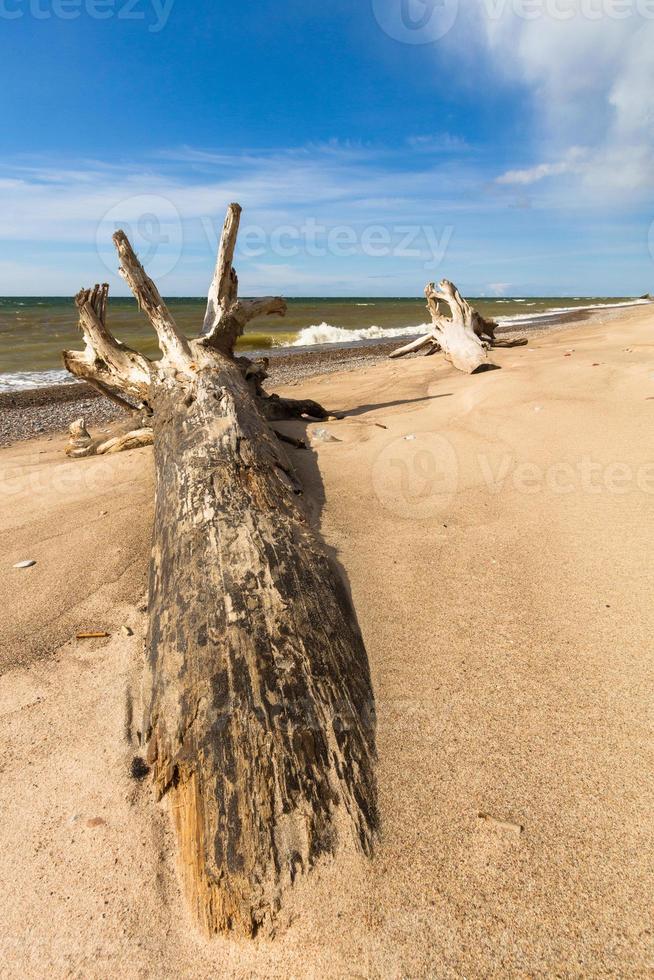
[391,280,499,374]
[63,204,377,937]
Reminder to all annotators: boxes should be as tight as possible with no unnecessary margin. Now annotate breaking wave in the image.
[0,369,76,392]
[291,322,430,347]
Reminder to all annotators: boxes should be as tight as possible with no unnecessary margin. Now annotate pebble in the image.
[0,385,122,448]
[13,559,36,569]
[120,625,134,637]
[478,812,524,835]
[311,428,341,444]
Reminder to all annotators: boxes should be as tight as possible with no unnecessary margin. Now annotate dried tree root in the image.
[391,280,525,374]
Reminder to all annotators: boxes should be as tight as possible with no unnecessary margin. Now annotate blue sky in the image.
[1,0,653,296]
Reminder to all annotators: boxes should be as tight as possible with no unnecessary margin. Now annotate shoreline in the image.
[0,304,636,448]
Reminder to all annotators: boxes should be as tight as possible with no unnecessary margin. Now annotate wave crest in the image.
[291,322,430,348]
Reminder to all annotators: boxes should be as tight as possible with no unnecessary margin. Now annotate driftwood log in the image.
[62,203,377,936]
[391,280,501,374]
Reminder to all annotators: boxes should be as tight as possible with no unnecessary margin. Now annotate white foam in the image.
[496,298,650,327]
[0,369,76,393]
[290,322,431,348]
[287,298,651,351]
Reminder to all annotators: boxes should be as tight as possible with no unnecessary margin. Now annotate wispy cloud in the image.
[0,130,651,296]
[452,2,654,200]
[0,142,506,295]
[496,147,589,187]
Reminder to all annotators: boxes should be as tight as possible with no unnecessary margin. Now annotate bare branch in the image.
[389,333,437,360]
[200,203,287,355]
[113,230,192,365]
[62,283,151,403]
[66,419,154,458]
[202,202,242,335]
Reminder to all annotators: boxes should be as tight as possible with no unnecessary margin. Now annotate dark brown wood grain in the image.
[62,203,378,937]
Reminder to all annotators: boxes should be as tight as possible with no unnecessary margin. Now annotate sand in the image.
[0,305,653,977]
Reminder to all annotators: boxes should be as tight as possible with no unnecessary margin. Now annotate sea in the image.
[0,295,649,393]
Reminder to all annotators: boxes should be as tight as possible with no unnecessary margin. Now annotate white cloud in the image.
[458,1,654,198]
[497,161,571,186]
[496,148,586,185]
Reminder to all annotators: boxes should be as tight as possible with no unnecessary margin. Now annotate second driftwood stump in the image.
[390,279,500,374]
[63,203,377,937]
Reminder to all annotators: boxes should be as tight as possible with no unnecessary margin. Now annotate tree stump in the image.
[62,203,377,937]
[391,280,500,374]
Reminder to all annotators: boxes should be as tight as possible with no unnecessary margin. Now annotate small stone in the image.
[120,625,134,637]
[130,757,150,781]
[478,812,524,835]
[13,560,36,569]
[311,428,341,444]
[86,817,106,828]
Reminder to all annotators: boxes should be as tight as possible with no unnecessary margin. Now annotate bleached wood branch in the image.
[389,333,439,359]
[62,284,151,404]
[203,202,241,334]
[200,203,287,355]
[113,230,192,365]
[66,417,153,457]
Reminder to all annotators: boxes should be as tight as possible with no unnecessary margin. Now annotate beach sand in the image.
[0,304,652,976]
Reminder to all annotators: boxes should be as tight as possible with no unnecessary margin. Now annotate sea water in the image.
[0,295,648,392]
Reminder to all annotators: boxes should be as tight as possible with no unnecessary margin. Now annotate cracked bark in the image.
[62,203,377,937]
